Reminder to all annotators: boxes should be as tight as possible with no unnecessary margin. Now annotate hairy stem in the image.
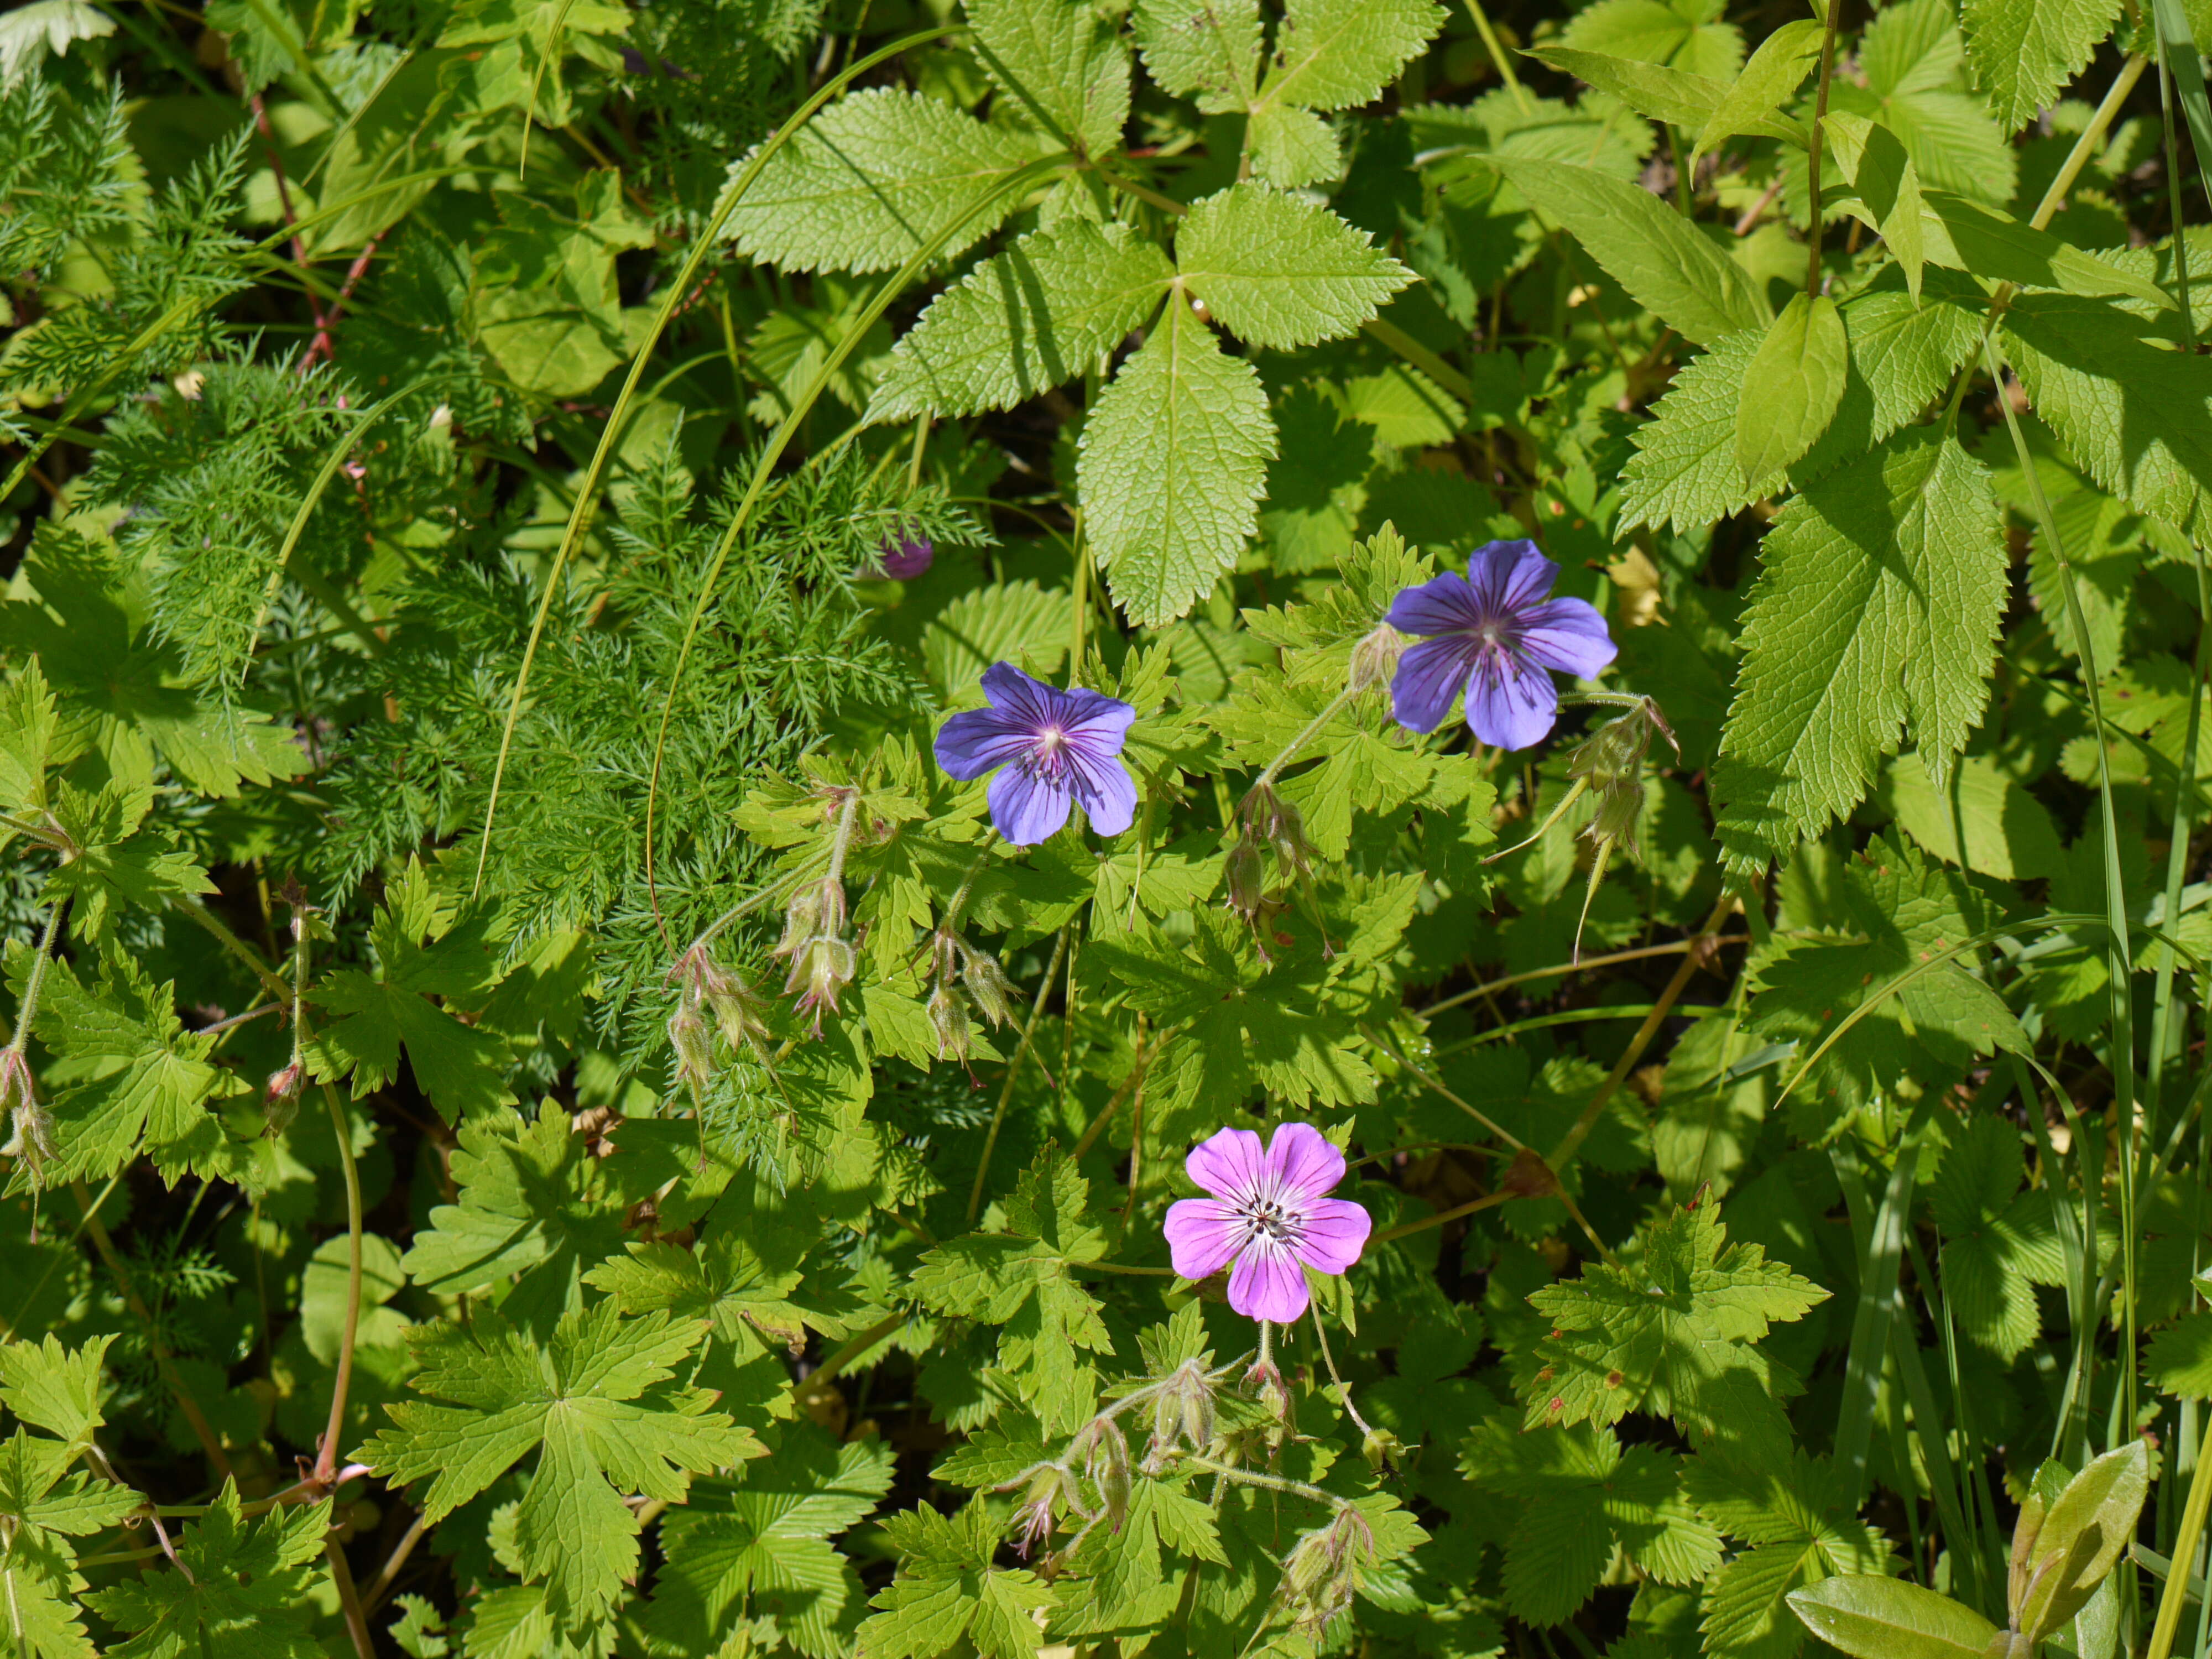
[968,928,1071,1226]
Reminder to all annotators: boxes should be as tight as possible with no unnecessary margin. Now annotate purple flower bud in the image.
[874,530,935,581]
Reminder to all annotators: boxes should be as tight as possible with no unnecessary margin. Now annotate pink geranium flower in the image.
[1164,1124,1372,1323]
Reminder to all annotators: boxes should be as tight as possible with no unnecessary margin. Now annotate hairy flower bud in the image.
[1277,1507,1375,1636]
[775,878,849,961]
[1078,1418,1133,1534]
[1146,1359,1219,1473]
[263,1061,304,1137]
[1565,697,1677,859]
[1009,1463,1086,1559]
[927,982,972,1062]
[1348,622,1406,695]
[672,947,773,1056]
[0,1050,55,1186]
[958,942,1021,1031]
[1243,1357,1297,1447]
[1361,1425,1407,1474]
[668,1001,714,1094]
[1223,840,1264,923]
[782,935,855,1036]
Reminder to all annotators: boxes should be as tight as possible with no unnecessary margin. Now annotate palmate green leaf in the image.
[1521,1202,1826,1463]
[723,88,1049,275]
[1134,0,1260,111]
[1254,0,1446,113]
[82,1481,331,1659]
[20,946,250,1187]
[641,1429,895,1658]
[1712,430,2006,872]
[41,782,215,947]
[1932,1115,2066,1359]
[1962,0,2122,134]
[1175,184,1414,351]
[1461,1419,1723,1627]
[1079,293,1274,627]
[2146,1310,2212,1397]
[307,858,515,1124]
[399,1100,630,1335]
[968,0,1132,155]
[859,1500,1056,1659]
[0,656,66,820]
[363,1301,759,1621]
[1735,294,1848,486]
[1787,1575,1996,1659]
[0,1336,138,1659]
[869,223,1174,422]
[1688,1453,1896,1659]
[910,1147,1112,1432]
[2001,293,2212,545]
[0,1334,112,1451]
[1474,154,1768,346]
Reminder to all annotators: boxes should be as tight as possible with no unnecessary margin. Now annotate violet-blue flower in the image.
[1164,1123,1371,1324]
[1385,539,1617,750]
[934,662,1138,846]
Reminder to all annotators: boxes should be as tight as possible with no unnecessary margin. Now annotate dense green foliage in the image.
[9,0,2212,1655]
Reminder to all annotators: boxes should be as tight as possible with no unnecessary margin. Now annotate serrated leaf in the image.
[968,0,1131,154]
[2147,1311,2212,1397]
[1175,184,1413,350]
[723,89,1047,275]
[1134,0,1260,111]
[1475,154,1768,346]
[363,1300,758,1620]
[860,1501,1055,1659]
[1712,430,2005,872]
[1932,1115,2065,1359]
[1524,44,1731,129]
[1255,0,1445,112]
[1561,0,1743,79]
[1079,295,1274,627]
[1921,192,2173,311]
[1962,0,2121,133]
[1248,103,1342,186]
[871,222,1173,422]
[1735,293,1848,484]
[1691,18,1823,168]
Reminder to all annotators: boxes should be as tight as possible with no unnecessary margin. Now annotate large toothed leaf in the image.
[1079,296,1275,627]
[1961,0,2122,133]
[1712,430,2007,873]
[967,0,1132,155]
[1254,0,1446,112]
[1173,184,1413,351]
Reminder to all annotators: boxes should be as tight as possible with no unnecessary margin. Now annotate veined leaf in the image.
[1735,293,1849,485]
[1786,1575,1999,1659]
[1691,17,1824,168]
[1713,430,2007,872]
[968,0,1133,155]
[1921,192,2173,310]
[1474,153,1770,345]
[869,222,1175,421]
[1174,184,1414,351]
[1522,44,1733,131]
[1562,0,1743,80]
[1133,0,1260,112]
[1254,0,1446,113]
[1079,294,1275,627]
[723,88,1051,275]
[1962,0,2123,133]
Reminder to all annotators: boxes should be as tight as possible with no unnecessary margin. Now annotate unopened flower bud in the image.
[1009,1463,1086,1559]
[774,878,848,961]
[927,982,972,1061]
[672,947,773,1056]
[958,942,1021,1031]
[1223,841,1264,922]
[871,529,934,581]
[0,1047,55,1186]
[782,935,855,1035]
[1244,1357,1297,1445]
[1361,1426,1407,1474]
[1277,1507,1375,1635]
[264,1061,304,1137]
[1147,1359,1219,1472]
[1348,622,1406,695]
[668,1001,714,1093]
[1079,1418,1133,1534]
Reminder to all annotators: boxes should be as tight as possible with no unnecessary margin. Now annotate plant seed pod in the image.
[783,935,855,1035]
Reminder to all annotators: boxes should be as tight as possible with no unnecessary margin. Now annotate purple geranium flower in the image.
[1164,1123,1371,1324]
[1386,539,1618,750]
[934,662,1138,846]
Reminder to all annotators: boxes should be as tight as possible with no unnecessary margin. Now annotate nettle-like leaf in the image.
[1078,291,1275,627]
[1961,0,2121,134]
[723,88,1048,275]
[362,1300,760,1620]
[857,1498,1057,1659]
[13,943,252,1188]
[1460,1417,1722,1627]
[1174,183,1413,351]
[911,1147,1112,1432]
[41,781,215,947]
[1254,0,1448,113]
[968,0,1132,156]
[640,1428,895,1657]
[83,1481,331,1659]
[307,858,515,1123]
[1519,1201,1827,1462]
[1712,429,2007,872]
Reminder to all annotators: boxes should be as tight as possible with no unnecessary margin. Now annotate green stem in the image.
[967,928,1071,1226]
[312,1074,364,1489]
[1461,0,1534,114]
[6,904,64,1057]
[1801,0,1844,296]
[2152,1446,2212,1659]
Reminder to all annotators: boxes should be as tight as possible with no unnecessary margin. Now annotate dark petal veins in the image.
[1390,636,1483,733]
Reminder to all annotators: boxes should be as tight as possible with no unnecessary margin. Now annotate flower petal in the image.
[1465,539,1557,614]
[1518,597,1618,680]
[1228,1242,1311,1323]
[980,661,1061,726]
[1059,688,1138,753]
[1265,1121,1346,1204]
[1389,637,1481,734]
[935,708,1034,780]
[1384,572,1487,637]
[1164,1198,1245,1281]
[1465,651,1561,750]
[988,763,1072,844]
[1186,1126,1267,1204]
[1067,747,1138,837]
[1293,1197,1372,1275]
